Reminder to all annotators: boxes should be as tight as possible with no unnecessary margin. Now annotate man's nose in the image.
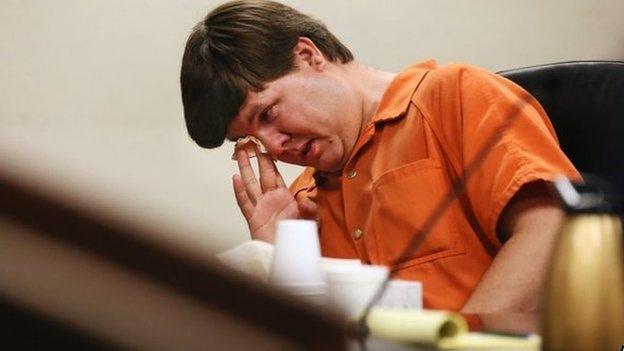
[256,132,289,157]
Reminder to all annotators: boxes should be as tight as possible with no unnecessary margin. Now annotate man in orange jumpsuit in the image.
[180,0,580,311]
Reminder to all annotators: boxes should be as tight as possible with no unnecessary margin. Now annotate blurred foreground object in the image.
[0,158,346,350]
[542,178,624,350]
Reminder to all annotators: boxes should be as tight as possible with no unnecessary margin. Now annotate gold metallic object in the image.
[542,179,624,350]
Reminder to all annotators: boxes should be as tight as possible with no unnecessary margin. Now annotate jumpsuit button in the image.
[354,228,364,240]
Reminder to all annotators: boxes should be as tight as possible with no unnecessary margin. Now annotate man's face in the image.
[226,47,361,173]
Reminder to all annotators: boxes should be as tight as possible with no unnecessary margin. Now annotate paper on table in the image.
[216,240,362,282]
[217,241,422,311]
[378,280,423,310]
[439,332,541,350]
[216,240,274,281]
[366,308,540,350]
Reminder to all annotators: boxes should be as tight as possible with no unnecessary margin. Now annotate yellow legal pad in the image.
[366,309,540,350]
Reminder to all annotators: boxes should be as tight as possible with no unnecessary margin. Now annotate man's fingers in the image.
[257,153,277,192]
[232,174,255,220]
[236,149,262,204]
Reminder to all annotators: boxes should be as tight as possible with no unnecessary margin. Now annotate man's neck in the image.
[314,62,397,178]
[343,62,397,134]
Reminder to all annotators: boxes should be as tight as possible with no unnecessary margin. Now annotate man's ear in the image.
[292,37,326,71]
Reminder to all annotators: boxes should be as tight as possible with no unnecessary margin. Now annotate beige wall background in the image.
[1,0,623,255]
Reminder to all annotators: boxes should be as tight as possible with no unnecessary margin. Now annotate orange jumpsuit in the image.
[290,60,580,310]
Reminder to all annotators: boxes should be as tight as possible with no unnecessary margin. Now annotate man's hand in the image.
[232,149,318,243]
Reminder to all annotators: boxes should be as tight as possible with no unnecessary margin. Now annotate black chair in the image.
[498,61,624,214]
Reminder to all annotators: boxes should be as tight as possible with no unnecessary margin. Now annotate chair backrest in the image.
[498,61,624,214]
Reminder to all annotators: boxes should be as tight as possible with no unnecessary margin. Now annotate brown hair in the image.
[180,0,354,148]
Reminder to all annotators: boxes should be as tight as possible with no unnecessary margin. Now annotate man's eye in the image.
[259,105,275,123]
[259,111,270,123]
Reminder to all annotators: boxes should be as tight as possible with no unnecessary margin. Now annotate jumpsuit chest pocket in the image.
[371,158,465,269]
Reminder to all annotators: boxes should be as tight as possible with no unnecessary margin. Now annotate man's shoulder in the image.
[420,62,494,88]
[410,61,499,107]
